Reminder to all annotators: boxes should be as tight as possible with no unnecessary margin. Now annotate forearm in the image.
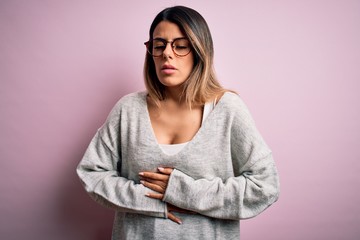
[162,153,280,220]
[77,132,167,218]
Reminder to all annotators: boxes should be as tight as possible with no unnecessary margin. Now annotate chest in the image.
[119,109,235,182]
[148,105,203,144]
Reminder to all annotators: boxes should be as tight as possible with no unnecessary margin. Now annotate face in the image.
[152,21,194,90]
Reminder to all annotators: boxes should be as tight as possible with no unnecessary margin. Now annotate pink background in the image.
[1,0,359,239]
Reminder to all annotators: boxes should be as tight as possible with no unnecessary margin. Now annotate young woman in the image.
[77,6,280,240]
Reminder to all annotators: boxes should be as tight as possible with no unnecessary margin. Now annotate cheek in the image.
[153,59,162,75]
[153,58,160,69]
[184,56,194,74]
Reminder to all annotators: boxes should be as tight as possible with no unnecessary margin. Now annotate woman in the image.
[77,5,280,240]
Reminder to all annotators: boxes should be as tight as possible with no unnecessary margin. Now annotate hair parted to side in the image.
[144,5,227,108]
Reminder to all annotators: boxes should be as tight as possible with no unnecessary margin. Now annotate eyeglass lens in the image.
[150,38,191,57]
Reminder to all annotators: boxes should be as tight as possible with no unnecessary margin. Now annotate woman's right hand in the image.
[167,203,196,224]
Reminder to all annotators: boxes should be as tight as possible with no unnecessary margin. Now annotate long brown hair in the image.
[144,6,226,108]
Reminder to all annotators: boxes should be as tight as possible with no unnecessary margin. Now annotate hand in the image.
[167,203,183,224]
[139,168,196,224]
[139,167,173,200]
[167,203,197,225]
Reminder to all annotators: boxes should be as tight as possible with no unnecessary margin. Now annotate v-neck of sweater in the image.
[141,92,229,157]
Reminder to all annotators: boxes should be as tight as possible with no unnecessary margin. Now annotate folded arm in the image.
[162,152,279,220]
[77,126,167,218]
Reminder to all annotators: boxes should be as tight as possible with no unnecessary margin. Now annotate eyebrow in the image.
[152,37,188,41]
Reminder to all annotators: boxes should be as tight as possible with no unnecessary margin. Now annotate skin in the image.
[140,21,201,224]
[152,21,194,98]
[147,21,203,145]
[139,167,186,224]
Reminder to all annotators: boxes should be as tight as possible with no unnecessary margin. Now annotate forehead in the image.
[152,21,185,39]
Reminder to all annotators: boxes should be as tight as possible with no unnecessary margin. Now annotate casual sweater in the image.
[76,91,280,240]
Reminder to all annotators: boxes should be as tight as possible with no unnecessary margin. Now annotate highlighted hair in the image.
[144,6,226,108]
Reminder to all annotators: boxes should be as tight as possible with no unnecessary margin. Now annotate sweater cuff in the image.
[162,169,192,206]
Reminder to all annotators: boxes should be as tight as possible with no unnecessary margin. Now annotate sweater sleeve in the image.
[76,101,167,218]
[162,96,280,220]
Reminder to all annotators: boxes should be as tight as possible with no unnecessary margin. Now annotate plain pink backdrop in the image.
[1,0,359,239]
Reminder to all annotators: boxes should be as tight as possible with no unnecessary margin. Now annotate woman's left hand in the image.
[139,167,173,199]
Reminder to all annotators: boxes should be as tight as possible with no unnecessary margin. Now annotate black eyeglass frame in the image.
[144,37,192,57]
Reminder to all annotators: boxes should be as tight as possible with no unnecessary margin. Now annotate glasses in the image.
[144,37,192,57]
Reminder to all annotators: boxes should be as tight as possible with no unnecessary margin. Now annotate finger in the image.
[171,208,197,214]
[145,192,163,200]
[168,204,197,214]
[140,180,165,193]
[168,212,182,225]
[140,178,168,192]
[139,177,166,187]
[139,172,169,181]
[157,167,173,175]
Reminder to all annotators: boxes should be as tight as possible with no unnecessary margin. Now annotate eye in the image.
[154,45,166,50]
[175,46,188,49]
[173,39,190,49]
[152,40,166,49]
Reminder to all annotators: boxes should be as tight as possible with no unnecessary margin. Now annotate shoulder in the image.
[106,91,147,116]
[113,91,147,109]
[218,92,250,114]
[104,91,147,122]
[217,91,257,127]
[220,91,241,103]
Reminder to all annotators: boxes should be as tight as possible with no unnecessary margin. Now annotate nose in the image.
[162,42,173,59]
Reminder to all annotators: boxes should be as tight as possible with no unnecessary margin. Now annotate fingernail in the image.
[139,172,144,176]
[158,167,164,171]
[177,220,182,225]
[140,180,145,185]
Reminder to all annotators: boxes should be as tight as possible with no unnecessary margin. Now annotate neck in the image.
[164,86,186,105]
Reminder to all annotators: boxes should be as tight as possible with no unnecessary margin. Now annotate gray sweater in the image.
[77,91,280,240]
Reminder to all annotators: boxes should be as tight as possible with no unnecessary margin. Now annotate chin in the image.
[160,82,183,88]
[159,77,186,87]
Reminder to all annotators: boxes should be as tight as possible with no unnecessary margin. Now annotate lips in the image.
[161,64,177,74]
[161,64,176,70]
